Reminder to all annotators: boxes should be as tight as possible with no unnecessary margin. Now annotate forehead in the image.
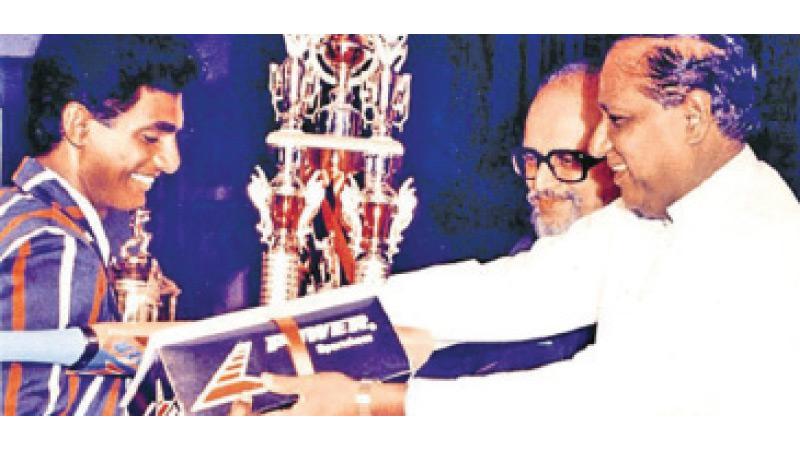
[597,40,653,106]
[598,37,723,107]
[524,81,598,151]
[113,86,184,130]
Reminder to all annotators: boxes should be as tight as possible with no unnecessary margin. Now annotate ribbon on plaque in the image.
[273,316,315,376]
[121,288,410,415]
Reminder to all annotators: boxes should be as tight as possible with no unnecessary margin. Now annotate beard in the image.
[528,189,582,237]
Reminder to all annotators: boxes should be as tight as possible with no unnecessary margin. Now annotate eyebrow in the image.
[141,121,180,133]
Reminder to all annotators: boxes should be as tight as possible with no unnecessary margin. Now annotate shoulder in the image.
[0,192,90,264]
[729,149,800,217]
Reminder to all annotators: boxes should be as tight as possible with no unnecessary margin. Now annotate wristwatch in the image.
[68,326,100,370]
[356,379,377,416]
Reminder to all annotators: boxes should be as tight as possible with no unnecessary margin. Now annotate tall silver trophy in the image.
[248,34,417,305]
[109,208,182,322]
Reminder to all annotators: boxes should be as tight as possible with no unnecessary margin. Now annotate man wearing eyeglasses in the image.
[510,63,619,249]
[415,64,619,380]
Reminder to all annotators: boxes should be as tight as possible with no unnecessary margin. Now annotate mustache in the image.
[527,189,577,206]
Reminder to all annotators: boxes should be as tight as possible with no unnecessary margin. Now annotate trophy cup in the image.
[248,34,417,305]
[110,208,181,322]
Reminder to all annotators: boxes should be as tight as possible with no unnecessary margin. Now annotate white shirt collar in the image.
[666,144,754,224]
[32,167,112,265]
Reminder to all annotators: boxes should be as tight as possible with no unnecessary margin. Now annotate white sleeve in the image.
[0,328,86,365]
[404,348,602,417]
[379,207,617,342]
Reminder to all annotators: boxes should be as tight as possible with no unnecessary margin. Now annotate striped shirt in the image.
[0,157,125,416]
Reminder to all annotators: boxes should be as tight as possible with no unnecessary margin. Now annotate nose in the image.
[153,138,181,175]
[534,160,560,192]
[589,117,612,158]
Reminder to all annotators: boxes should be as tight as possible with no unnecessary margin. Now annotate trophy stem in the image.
[261,249,300,305]
[111,208,181,322]
[355,254,389,285]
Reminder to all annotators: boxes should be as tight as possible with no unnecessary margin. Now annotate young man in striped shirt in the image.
[0,35,198,415]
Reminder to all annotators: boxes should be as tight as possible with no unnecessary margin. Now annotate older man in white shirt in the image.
[267,35,800,417]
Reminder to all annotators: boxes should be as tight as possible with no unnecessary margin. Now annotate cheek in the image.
[90,131,141,163]
[614,125,664,178]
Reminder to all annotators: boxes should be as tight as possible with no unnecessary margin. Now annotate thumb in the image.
[263,373,303,395]
[229,394,253,416]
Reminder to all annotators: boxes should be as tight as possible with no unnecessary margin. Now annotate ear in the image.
[61,101,92,148]
[684,89,712,145]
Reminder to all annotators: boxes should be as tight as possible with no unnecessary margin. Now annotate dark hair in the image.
[27,35,200,156]
[640,34,759,142]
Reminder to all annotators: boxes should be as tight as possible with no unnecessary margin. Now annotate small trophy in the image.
[110,208,181,322]
[248,34,417,305]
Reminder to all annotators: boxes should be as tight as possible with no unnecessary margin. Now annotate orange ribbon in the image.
[274,317,315,376]
[320,198,356,284]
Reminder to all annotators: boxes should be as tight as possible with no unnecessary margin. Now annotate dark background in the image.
[1,35,797,318]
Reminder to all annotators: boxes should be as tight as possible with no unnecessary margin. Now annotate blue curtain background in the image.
[0,35,797,319]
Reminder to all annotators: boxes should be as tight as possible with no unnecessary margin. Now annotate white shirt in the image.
[380,146,800,416]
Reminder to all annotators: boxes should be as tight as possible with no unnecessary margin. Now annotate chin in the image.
[534,216,572,237]
[622,187,668,220]
[113,197,147,212]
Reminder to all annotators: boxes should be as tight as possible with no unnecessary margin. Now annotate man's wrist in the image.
[355,379,376,416]
[358,380,407,416]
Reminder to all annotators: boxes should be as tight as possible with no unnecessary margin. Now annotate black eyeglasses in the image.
[510,146,605,183]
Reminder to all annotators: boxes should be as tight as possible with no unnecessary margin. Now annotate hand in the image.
[227,372,361,416]
[227,326,431,416]
[270,372,363,416]
[72,322,185,376]
[92,321,184,347]
[228,372,407,416]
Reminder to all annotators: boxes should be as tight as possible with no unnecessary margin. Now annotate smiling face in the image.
[523,73,618,236]
[78,86,184,214]
[592,38,704,219]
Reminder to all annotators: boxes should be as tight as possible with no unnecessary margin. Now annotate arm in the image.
[0,322,181,375]
[271,342,595,417]
[248,206,623,416]
[1,231,99,415]
[256,347,596,417]
[71,321,182,376]
[0,328,86,365]
[379,209,613,342]
[0,231,167,371]
[404,355,598,417]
